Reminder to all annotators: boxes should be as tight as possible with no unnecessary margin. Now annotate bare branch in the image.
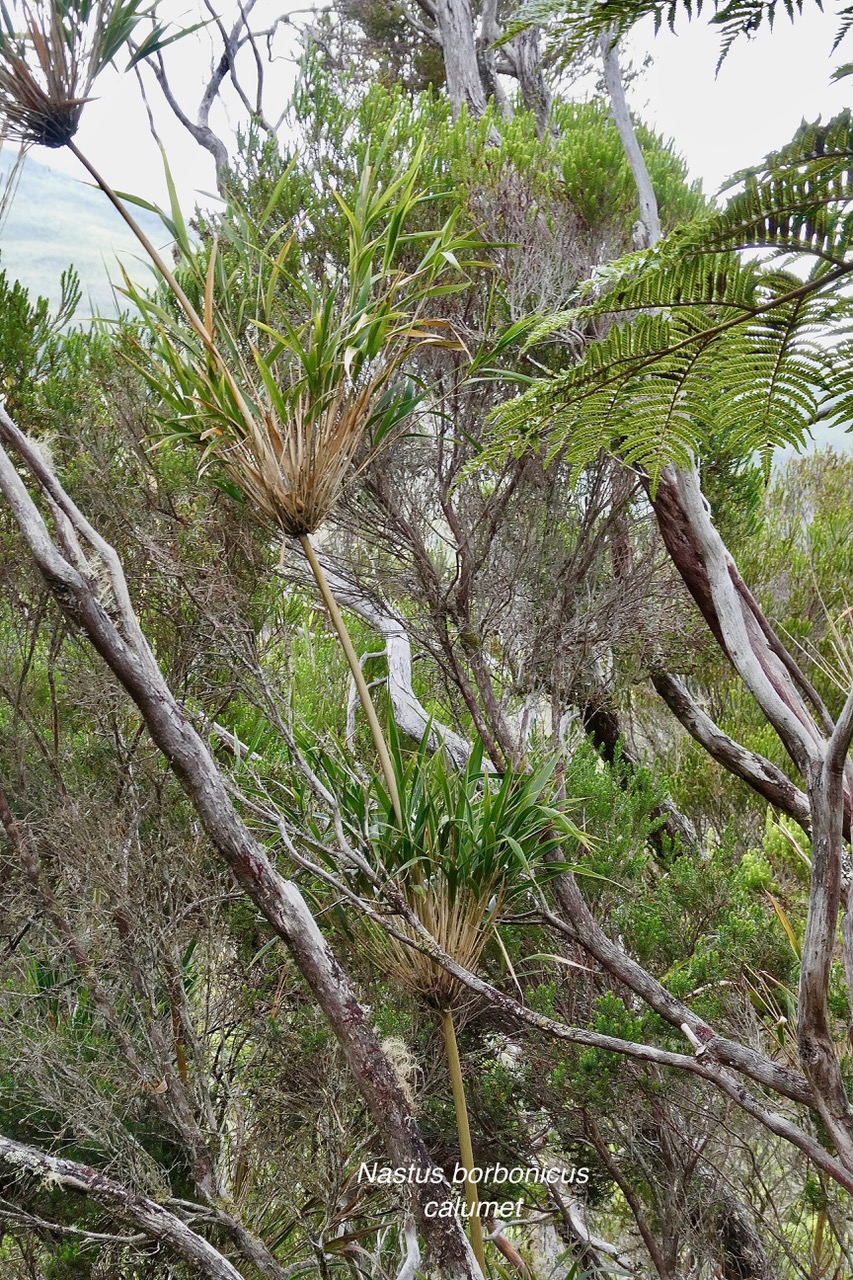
[0,1134,245,1280]
[289,540,473,768]
[541,872,817,1111]
[0,407,483,1280]
[652,464,825,777]
[0,1201,146,1246]
[599,29,660,247]
[399,0,441,46]
[827,686,853,779]
[798,686,853,1165]
[145,49,229,191]
[651,670,812,833]
[271,815,853,1192]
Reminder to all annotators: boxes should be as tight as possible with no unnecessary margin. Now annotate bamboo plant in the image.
[312,730,589,1272]
[119,146,480,825]
[0,2,474,824]
[0,10,564,1268]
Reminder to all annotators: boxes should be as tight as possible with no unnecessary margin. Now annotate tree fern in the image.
[501,0,834,69]
[481,113,853,489]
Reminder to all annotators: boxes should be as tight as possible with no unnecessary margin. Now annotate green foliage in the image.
[562,743,668,885]
[740,449,853,720]
[282,55,703,276]
[0,258,79,419]
[290,728,589,1006]
[483,111,853,487]
[1,24,842,1278]
[625,828,799,1037]
[373,730,585,883]
[124,139,478,536]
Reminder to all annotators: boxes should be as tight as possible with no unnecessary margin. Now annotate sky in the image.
[628,6,849,194]
[23,0,850,216]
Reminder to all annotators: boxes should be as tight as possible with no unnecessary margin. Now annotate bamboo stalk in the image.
[300,533,403,826]
[67,141,405,832]
[441,1007,486,1274]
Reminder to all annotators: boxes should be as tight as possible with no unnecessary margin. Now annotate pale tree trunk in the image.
[597,41,853,1171]
[648,464,853,1168]
[477,0,512,120]
[599,29,661,248]
[0,408,483,1280]
[293,540,472,767]
[514,25,551,138]
[0,1134,245,1280]
[432,0,488,117]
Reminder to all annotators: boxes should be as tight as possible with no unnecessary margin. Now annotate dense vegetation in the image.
[0,2,852,1278]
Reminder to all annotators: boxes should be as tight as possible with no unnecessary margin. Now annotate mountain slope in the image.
[0,152,170,318]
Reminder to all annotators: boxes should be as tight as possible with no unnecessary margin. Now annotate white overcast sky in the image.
[28,1,852,211]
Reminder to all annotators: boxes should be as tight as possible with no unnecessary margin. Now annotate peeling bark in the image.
[431,0,488,118]
[650,466,825,776]
[649,465,853,1164]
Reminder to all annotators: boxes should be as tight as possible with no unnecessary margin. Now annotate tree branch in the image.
[651,670,813,833]
[798,685,853,1165]
[0,1134,245,1280]
[289,541,473,768]
[273,820,852,1192]
[651,464,825,778]
[0,408,482,1280]
[599,29,660,247]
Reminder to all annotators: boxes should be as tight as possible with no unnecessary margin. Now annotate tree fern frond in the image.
[577,250,763,322]
[497,0,698,58]
[475,112,853,490]
[703,113,853,263]
[500,0,818,66]
[714,298,827,464]
[481,269,841,486]
[833,2,853,49]
[710,0,808,70]
[811,336,853,428]
[481,310,713,485]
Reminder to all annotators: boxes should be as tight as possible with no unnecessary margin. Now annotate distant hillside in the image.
[0,152,170,318]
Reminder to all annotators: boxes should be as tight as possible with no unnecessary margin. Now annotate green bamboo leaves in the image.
[347,732,587,1004]
[125,144,478,537]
